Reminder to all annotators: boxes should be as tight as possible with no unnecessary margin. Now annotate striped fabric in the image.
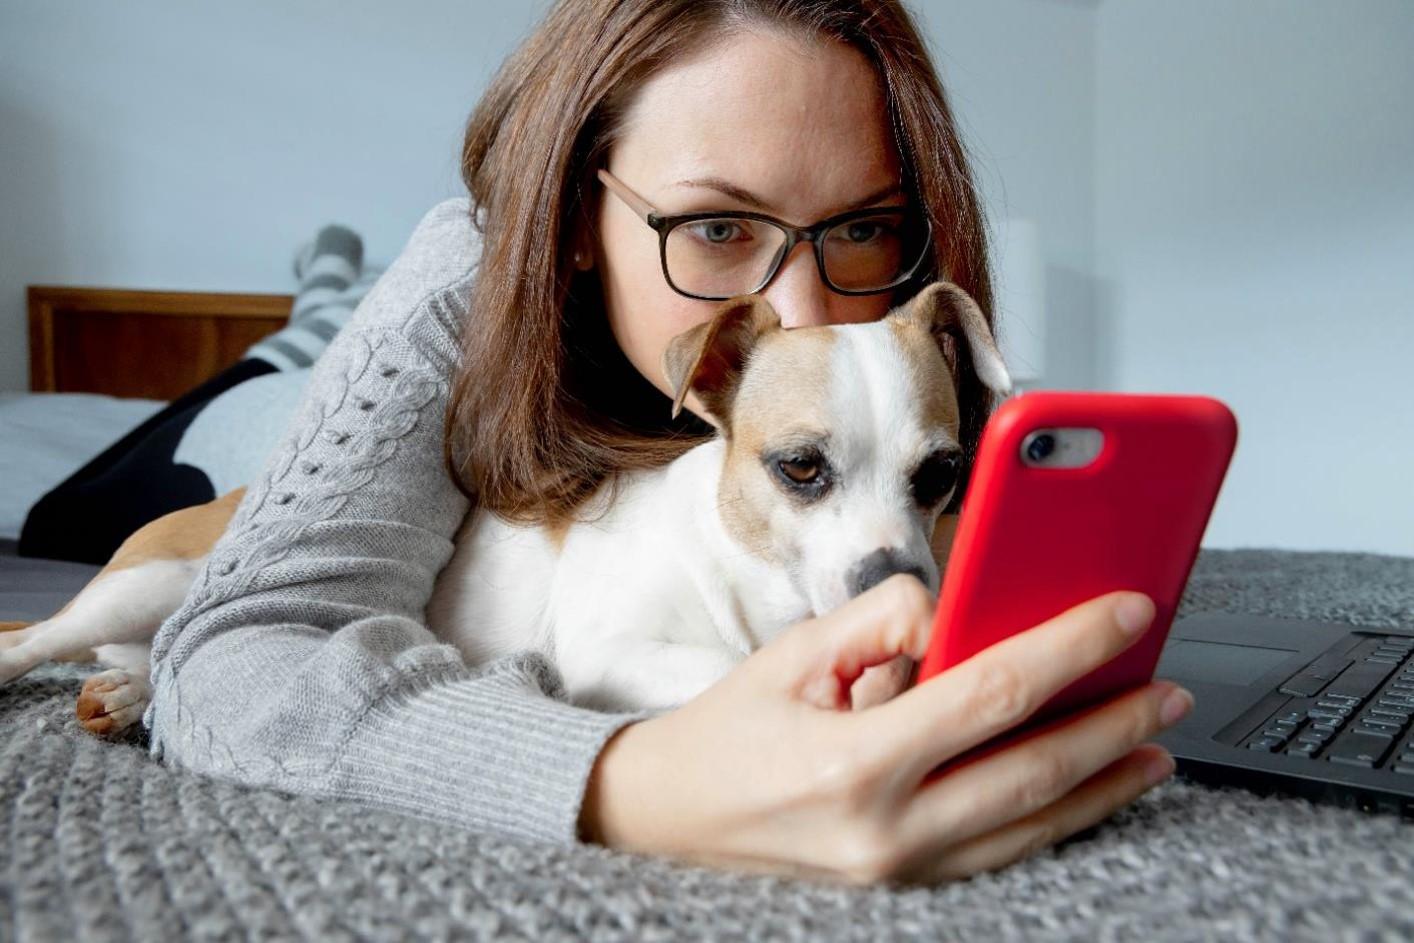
[245,224,382,371]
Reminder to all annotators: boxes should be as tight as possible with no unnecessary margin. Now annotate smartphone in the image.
[914,391,1238,767]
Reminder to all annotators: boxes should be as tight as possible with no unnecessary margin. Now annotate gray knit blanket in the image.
[4,548,1414,941]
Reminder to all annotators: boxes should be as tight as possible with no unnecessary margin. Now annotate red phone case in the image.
[915,391,1238,734]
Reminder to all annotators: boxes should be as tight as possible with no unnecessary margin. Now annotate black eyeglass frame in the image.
[595,167,934,302]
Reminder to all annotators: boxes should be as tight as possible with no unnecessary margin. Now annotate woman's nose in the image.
[761,242,833,329]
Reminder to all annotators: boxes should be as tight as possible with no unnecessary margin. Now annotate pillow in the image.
[17,224,380,565]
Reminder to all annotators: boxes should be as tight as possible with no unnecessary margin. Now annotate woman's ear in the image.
[569,179,599,271]
[570,222,595,271]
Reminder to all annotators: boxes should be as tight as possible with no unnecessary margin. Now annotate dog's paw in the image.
[76,668,151,737]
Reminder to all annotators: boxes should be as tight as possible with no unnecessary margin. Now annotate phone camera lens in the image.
[1026,433,1057,463]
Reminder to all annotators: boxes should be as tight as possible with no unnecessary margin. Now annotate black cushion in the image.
[17,358,276,565]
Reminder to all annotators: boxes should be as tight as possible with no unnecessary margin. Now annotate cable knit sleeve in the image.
[143,198,651,845]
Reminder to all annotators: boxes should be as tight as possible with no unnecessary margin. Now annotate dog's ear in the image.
[663,295,781,424]
[891,280,1013,395]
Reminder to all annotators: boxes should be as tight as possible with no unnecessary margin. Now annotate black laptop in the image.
[1153,612,1414,818]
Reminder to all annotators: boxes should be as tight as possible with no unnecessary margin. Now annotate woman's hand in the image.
[578,576,1192,885]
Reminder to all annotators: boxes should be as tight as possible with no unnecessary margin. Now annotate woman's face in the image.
[584,28,906,409]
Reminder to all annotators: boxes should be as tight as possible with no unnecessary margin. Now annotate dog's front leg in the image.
[561,637,744,713]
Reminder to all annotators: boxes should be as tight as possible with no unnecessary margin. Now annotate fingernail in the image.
[1145,749,1176,786]
[1116,594,1155,636]
[1159,684,1194,726]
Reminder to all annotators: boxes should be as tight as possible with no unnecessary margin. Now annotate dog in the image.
[0,280,1011,730]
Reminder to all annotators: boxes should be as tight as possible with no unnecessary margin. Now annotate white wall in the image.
[0,0,1097,387]
[0,1,545,389]
[1095,2,1414,555]
[914,1,1100,392]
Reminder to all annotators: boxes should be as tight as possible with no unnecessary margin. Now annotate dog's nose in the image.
[846,548,928,599]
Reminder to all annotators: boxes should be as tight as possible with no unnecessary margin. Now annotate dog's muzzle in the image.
[845,547,928,599]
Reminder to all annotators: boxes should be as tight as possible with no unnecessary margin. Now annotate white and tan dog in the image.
[0,281,1011,731]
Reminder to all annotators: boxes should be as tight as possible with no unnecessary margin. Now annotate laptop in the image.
[1152,612,1414,818]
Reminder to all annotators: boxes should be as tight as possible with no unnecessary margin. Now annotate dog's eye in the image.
[777,457,820,484]
[911,451,961,507]
[764,446,833,499]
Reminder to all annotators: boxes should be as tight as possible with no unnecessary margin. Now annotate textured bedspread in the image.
[3,548,1413,941]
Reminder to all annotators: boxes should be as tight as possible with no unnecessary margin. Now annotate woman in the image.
[146,0,1192,885]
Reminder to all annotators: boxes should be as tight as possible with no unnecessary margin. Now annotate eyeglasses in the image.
[595,168,933,302]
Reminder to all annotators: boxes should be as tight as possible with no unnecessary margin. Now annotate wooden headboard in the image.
[27,285,294,400]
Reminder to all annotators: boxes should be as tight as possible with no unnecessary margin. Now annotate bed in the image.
[4,288,1414,940]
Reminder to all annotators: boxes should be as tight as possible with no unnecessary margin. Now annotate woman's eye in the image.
[828,216,901,246]
[777,458,820,484]
[686,219,749,245]
[911,452,961,507]
[844,222,883,243]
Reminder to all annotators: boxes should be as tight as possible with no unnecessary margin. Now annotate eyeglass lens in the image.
[663,209,928,298]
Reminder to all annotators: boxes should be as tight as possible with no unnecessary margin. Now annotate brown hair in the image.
[446,0,996,525]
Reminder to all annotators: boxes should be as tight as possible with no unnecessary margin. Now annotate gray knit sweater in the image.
[143,198,653,847]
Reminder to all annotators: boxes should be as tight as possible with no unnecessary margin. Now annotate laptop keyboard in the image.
[1241,634,1414,771]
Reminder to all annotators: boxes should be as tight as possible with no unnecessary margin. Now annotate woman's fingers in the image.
[896,678,1191,848]
[902,743,1174,885]
[850,655,918,710]
[865,590,1156,785]
[787,574,937,710]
